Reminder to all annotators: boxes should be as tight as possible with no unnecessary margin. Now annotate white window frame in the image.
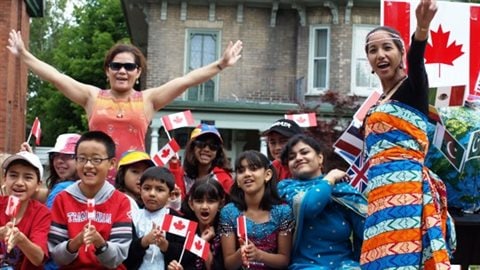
[350,24,381,97]
[183,29,221,101]
[307,25,330,95]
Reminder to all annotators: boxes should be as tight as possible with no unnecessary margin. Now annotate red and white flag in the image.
[161,110,195,131]
[152,139,180,166]
[284,113,317,127]
[353,90,382,128]
[428,85,466,107]
[333,124,364,159]
[185,233,210,260]
[161,214,198,237]
[31,117,41,145]
[5,196,20,218]
[236,215,248,241]
[383,0,480,95]
[86,199,95,221]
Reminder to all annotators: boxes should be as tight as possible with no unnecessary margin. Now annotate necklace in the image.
[378,75,408,104]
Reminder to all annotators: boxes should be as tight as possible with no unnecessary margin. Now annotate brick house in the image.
[120,0,383,161]
[0,0,43,153]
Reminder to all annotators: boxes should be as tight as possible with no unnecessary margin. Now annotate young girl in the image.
[168,178,227,270]
[169,124,233,198]
[219,150,294,270]
[115,150,155,213]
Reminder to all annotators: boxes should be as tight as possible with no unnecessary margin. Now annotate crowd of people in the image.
[1,0,459,269]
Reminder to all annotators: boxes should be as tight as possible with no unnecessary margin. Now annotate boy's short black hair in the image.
[75,131,116,158]
[140,167,175,191]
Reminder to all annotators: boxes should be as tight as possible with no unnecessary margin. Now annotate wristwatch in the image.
[95,242,108,255]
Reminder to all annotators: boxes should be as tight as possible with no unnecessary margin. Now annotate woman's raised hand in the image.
[219,40,243,69]
[7,30,26,57]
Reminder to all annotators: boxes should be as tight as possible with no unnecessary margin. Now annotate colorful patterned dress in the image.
[218,203,294,270]
[359,100,456,269]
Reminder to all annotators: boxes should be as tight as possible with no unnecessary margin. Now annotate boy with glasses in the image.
[48,131,132,269]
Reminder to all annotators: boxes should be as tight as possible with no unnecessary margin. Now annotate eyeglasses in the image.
[108,62,138,71]
[193,140,220,151]
[75,156,111,166]
[51,153,75,161]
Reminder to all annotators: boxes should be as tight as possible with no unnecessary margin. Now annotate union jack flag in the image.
[346,155,369,193]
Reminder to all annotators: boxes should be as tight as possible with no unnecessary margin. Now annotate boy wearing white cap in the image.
[0,151,51,269]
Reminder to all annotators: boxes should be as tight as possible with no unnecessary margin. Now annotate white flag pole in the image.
[178,231,190,264]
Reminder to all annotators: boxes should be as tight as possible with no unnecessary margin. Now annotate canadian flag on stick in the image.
[236,215,248,243]
[5,195,20,218]
[152,139,181,166]
[284,113,317,127]
[162,110,195,131]
[185,233,210,260]
[161,214,198,237]
[28,117,42,146]
[86,199,96,221]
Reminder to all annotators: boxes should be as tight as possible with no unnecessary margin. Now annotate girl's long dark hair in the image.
[230,150,282,211]
[181,178,228,228]
[183,134,231,178]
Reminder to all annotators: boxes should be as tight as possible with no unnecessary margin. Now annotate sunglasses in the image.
[193,140,220,151]
[108,62,138,71]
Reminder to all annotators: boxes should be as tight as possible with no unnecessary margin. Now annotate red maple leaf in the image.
[425,25,464,77]
[195,240,203,250]
[173,220,186,230]
[161,148,171,158]
[296,117,306,123]
[173,116,184,123]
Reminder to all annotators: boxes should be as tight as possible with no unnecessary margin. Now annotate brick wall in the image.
[0,0,30,153]
[143,2,380,104]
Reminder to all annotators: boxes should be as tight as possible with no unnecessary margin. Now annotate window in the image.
[185,30,220,101]
[308,26,330,94]
[351,25,381,96]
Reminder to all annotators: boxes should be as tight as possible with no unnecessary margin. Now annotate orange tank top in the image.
[89,89,149,160]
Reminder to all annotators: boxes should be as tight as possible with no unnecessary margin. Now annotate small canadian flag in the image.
[162,110,195,131]
[5,196,20,218]
[152,139,180,166]
[236,215,248,241]
[31,117,42,145]
[185,232,210,260]
[353,90,382,127]
[161,214,198,237]
[86,199,96,221]
[284,113,317,127]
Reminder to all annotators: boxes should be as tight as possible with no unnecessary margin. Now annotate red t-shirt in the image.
[272,159,292,181]
[0,197,51,270]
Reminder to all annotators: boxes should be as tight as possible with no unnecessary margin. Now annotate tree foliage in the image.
[27,0,129,145]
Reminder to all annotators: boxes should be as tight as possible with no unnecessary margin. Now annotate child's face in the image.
[188,196,222,226]
[51,153,77,180]
[267,132,289,161]
[5,163,39,202]
[124,162,150,196]
[140,179,171,211]
[76,140,114,191]
[236,159,272,196]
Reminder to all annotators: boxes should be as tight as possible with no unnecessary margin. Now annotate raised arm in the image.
[7,30,96,109]
[414,0,437,41]
[144,40,243,114]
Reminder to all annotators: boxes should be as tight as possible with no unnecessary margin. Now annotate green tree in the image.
[27,0,129,145]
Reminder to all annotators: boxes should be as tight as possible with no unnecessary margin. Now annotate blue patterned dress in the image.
[219,203,294,270]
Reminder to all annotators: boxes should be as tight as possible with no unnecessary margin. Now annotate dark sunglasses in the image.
[108,62,138,71]
[193,140,220,151]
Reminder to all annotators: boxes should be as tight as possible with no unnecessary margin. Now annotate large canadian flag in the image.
[382,0,480,95]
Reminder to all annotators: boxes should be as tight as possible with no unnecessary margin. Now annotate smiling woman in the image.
[7,30,242,183]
